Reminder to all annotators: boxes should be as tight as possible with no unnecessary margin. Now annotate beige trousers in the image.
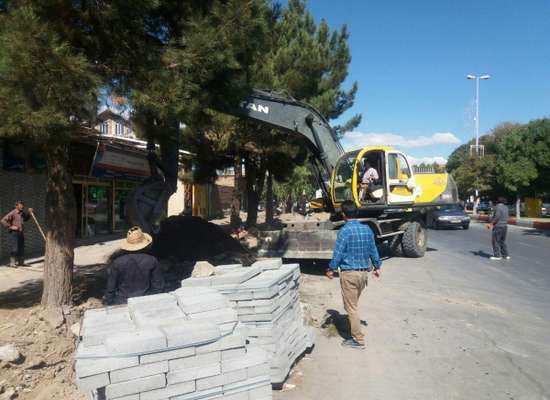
[340,270,368,345]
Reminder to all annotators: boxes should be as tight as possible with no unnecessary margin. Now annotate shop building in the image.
[0,129,193,261]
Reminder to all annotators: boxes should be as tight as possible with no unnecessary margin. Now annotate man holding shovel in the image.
[1,200,33,267]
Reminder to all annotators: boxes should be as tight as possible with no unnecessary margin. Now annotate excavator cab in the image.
[331,147,418,212]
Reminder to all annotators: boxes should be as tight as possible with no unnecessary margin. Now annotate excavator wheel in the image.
[388,234,404,257]
[402,221,427,258]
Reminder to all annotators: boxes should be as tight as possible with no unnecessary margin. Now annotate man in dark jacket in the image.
[490,197,510,260]
[104,226,164,305]
[1,200,33,267]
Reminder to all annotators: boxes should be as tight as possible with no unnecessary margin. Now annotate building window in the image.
[115,123,124,136]
[99,122,109,135]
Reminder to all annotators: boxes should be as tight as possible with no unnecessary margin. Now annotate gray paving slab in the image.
[161,320,221,348]
[105,373,166,399]
[196,369,247,391]
[167,363,221,385]
[170,386,223,400]
[252,258,283,271]
[169,352,221,371]
[75,355,139,378]
[105,328,166,355]
[140,346,196,364]
[110,360,168,383]
[76,372,109,392]
[139,380,196,400]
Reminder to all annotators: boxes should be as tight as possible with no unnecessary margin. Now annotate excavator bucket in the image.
[256,221,338,259]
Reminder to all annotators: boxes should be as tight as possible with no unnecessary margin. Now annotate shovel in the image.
[30,211,46,241]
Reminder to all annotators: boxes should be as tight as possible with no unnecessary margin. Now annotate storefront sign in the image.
[91,143,150,181]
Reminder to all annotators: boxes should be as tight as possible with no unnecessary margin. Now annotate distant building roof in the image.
[78,127,194,159]
[96,109,131,125]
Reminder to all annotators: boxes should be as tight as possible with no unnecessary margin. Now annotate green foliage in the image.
[273,164,316,201]
[241,0,359,218]
[255,0,360,132]
[448,120,550,200]
[0,6,99,143]
[131,0,270,136]
[176,0,360,223]
[495,119,550,195]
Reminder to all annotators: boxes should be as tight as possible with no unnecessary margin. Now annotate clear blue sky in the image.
[304,0,550,163]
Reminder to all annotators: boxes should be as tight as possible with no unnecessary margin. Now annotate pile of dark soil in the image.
[152,216,253,265]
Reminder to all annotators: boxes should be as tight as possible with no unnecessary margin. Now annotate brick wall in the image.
[0,170,47,261]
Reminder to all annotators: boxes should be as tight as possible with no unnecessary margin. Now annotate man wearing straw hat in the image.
[1,200,33,268]
[104,226,164,305]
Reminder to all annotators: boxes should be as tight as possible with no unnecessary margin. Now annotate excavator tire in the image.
[388,234,404,257]
[402,221,427,258]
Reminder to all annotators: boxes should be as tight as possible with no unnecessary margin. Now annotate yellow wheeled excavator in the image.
[128,90,458,258]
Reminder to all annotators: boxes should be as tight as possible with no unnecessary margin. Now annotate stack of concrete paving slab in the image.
[75,259,314,399]
[179,259,315,384]
[75,291,272,400]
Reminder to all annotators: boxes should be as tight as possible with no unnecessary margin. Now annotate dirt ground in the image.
[0,256,110,400]
[0,307,90,400]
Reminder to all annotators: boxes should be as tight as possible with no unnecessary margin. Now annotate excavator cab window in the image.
[333,151,357,203]
[358,151,385,204]
[386,152,415,204]
[388,153,411,182]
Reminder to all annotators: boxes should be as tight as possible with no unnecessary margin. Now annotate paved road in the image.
[276,221,550,400]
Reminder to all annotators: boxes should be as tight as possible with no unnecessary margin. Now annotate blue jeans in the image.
[9,231,24,260]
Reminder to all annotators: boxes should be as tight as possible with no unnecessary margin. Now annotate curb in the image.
[472,215,550,231]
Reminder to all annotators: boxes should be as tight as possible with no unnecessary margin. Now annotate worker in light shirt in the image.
[359,160,379,201]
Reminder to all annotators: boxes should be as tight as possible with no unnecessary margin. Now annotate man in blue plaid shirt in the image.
[327,200,382,349]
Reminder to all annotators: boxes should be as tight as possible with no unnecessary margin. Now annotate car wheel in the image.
[463,224,469,230]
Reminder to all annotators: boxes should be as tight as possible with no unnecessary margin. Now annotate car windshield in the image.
[439,204,462,212]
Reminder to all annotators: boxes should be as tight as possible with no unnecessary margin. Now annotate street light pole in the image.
[475,76,480,150]
[467,74,490,156]
[466,74,490,214]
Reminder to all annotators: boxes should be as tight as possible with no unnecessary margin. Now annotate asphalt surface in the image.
[276,221,550,400]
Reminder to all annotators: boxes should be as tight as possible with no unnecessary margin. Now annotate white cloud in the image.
[407,156,448,165]
[342,131,461,151]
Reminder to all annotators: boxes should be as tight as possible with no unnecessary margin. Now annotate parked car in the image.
[541,203,550,216]
[476,202,493,214]
[429,204,470,230]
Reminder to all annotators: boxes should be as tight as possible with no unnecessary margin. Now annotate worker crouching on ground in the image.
[327,200,382,349]
[104,226,164,305]
[1,200,33,268]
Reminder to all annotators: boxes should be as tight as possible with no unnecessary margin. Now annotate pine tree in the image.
[0,6,100,306]
[243,0,361,225]
[0,0,267,307]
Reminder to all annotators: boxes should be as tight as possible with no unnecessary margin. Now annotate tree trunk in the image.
[230,156,242,229]
[516,194,521,219]
[285,194,293,213]
[41,144,76,307]
[265,171,273,225]
[245,156,266,228]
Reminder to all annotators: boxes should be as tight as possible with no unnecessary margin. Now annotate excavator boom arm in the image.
[236,90,343,174]
[129,90,343,232]
[233,90,344,208]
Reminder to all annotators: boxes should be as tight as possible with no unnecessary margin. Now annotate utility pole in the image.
[466,74,490,214]
[467,74,490,157]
